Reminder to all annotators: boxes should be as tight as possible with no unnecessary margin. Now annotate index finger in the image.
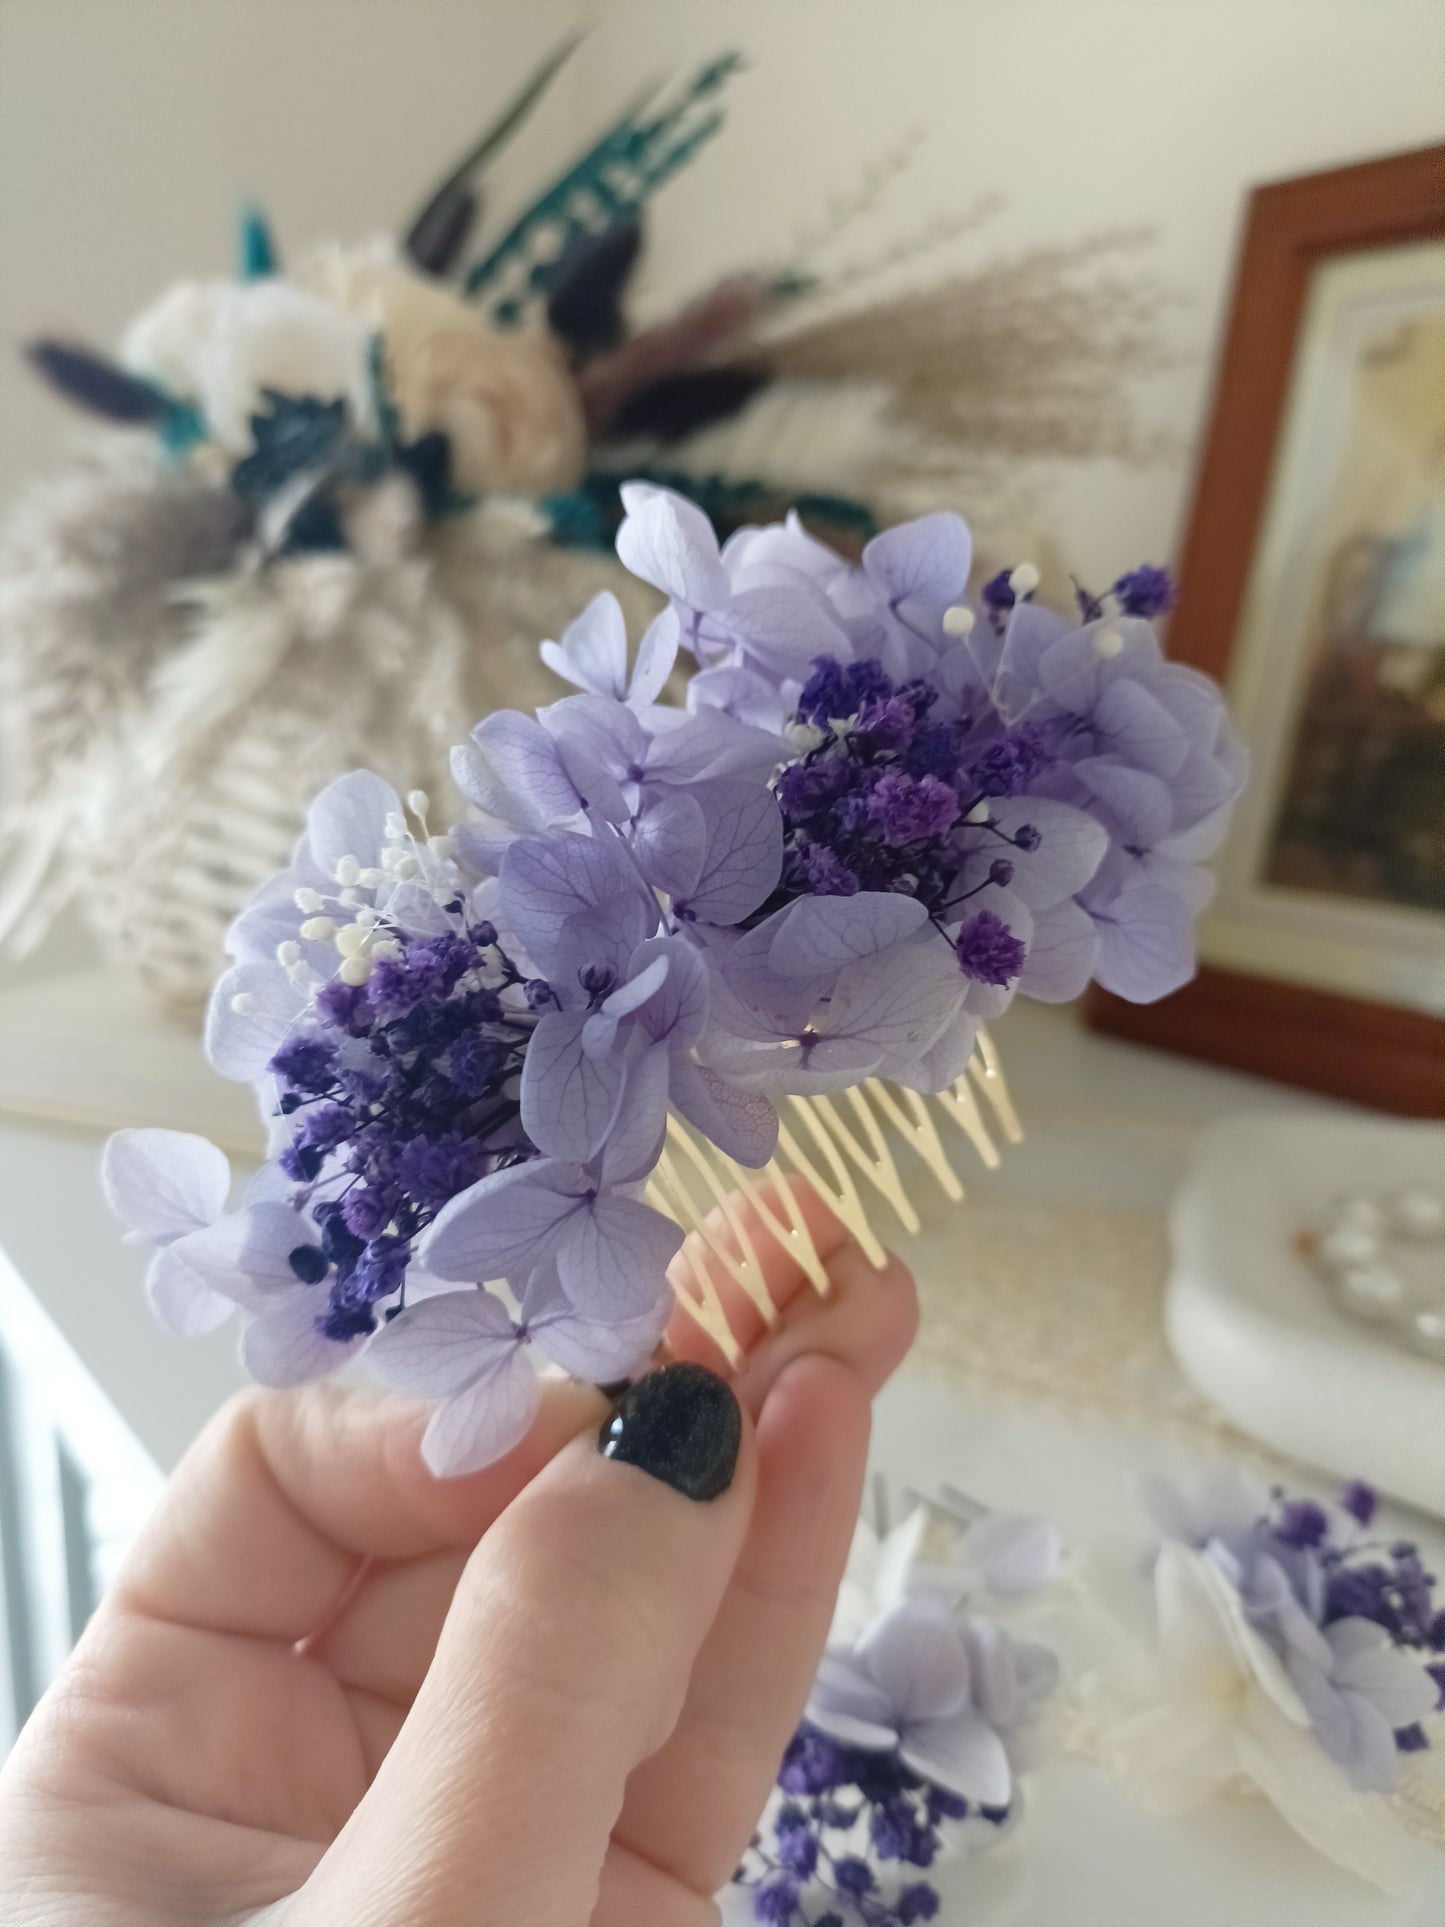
[111,1375,605,1642]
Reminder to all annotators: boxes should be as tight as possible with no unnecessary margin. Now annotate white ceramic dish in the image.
[1167,1112,1445,1519]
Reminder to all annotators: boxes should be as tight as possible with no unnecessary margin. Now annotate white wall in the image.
[1,0,1441,580]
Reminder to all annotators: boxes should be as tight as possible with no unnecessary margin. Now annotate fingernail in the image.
[598,1361,741,1502]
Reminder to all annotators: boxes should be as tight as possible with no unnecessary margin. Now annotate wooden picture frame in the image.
[1088,145,1445,1117]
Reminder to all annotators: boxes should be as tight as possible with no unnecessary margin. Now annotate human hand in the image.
[0,1193,916,1926]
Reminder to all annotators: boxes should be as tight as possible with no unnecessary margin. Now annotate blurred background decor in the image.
[1088,146,1445,1116]
[0,39,1169,1020]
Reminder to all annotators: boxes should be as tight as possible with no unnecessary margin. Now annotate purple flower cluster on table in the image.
[102,484,1244,1477]
[1143,1469,1445,1793]
[734,1501,1061,1924]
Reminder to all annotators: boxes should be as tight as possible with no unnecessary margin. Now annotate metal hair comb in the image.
[648,1032,1020,1365]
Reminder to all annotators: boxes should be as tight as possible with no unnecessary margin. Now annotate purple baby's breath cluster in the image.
[103,484,1245,1476]
[737,1732,965,1924]
[1145,1471,1444,1791]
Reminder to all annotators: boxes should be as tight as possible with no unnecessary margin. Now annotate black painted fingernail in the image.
[598,1361,741,1502]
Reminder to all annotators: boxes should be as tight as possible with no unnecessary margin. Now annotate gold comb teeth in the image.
[649,1031,1021,1366]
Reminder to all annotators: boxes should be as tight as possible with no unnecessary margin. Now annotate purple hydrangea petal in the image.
[1072,760,1175,849]
[1093,676,1190,779]
[645,710,786,787]
[421,1160,582,1283]
[910,1010,982,1093]
[145,1243,236,1338]
[616,485,729,609]
[632,936,709,1049]
[1016,898,1100,1003]
[705,1031,884,1096]
[598,1040,671,1185]
[675,780,783,925]
[499,832,650,975]
[1088,881,1196,1002]
[978,798,1109,910]
[628,608,682,708]
[1327,1622,1440,1728]
[976,601,1071,715]
[449,738,544,833]
[1158,801,1237,867]
[366,1287,520,1397]
[901,1711,1012,1805]
[713,919,828,1036]
[630,790,707,899]
[101,1128,230,1243]
[205,960,310,1082]
[171,1201,318,1302]
[556,1190,684,1320]
[1286,1651,1402,1794]
[305,769,401,879]
[1168,744,1250,831]
[670,1058,779,1167]
[720,585,851,679]
[540,590,629,699]
[821,942,964,1062]
[549,892,656,1001]
[768,892,929,978]
[418,1354,541,1476]
[547,732,632,829]
[521,1009,627,1162]
[857,1607,972,1725]
[807,1651,902,1746]
[241,1296,358,1388]
[862,512,971,611]
[1038,617,1163,714]
[961,1617,1022,1725]
[541,687,650,772]
[524,1265,671,1381]
[596,951,671,1026]
[686,662,792,730]
[472,710,589,824]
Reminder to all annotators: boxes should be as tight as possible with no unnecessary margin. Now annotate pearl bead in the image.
[1408,1308,1445,1360]
[1318,1226,1380,1271]
[1335,1265,1404,1320]
[1334,1195,1382,1234]
[1391,1191,1445,1240]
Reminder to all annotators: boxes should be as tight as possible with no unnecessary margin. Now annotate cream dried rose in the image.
[299,242,587,496]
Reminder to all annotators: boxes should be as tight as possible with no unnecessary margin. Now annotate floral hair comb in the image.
[103,485,1245,1472]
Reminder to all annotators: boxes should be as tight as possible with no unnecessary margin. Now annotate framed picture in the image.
[1088,144,1445,1116]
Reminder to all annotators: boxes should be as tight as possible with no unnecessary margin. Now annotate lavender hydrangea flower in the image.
[805,1599,1055,1807]
[367,1266,669,1475]
[101,1129,237,1337]
[539,590,679,709]
[617,482,850,683]
[1141,1471,1441,1797]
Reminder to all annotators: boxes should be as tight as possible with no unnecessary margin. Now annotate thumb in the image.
[296,1362,755,1927]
